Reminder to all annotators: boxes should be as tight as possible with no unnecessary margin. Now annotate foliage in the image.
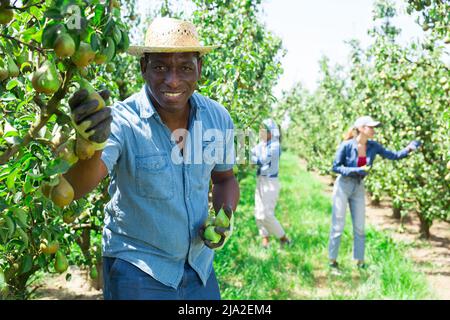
[0,0,136,299]
[277,0,449,238]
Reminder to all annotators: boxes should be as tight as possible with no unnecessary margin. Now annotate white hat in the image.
[128,17,218,57]
[353,116,381,128]
[262,118,280,137]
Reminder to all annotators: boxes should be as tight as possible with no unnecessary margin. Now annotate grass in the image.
[214,152,434,300]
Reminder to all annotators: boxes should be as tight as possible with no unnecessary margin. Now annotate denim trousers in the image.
[328,175,366,261]
[102,257,221,300]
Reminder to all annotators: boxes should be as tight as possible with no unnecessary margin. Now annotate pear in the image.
[0,268,8,296]
[54,33,76,58]
[0,8,13,25]
[54,251,69,273]
[0,58,8,81]
[117,30,130,53]
[6,55,19,77]
[75,135,96,160]
[42,23,65,49]
[71,42,95,68]
[204,226,221,244]
[79,79,105,112]
[40,240,60,255]
[62,211,77,224]
[50,175,74,208]
[94,38,115,64]
[215,210,230,228]
[32,60,62,95]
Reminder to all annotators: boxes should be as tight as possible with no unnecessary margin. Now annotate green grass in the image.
[214,152,434,300]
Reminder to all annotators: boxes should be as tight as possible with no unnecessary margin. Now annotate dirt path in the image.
[306,159,450,300]
[32,266,103,300]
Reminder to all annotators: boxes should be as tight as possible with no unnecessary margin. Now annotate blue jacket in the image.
[251,139,281,178]
[332,139,410,177]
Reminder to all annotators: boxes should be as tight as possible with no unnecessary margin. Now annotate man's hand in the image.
[199,205,234,250]
[69,89,112,146]
[406,140,422,153]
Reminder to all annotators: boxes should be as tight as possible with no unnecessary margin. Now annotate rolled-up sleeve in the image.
[101,105,126,174]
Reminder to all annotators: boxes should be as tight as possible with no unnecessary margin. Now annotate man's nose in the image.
[165,69,181,88]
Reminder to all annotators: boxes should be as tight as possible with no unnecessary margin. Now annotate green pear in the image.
[62,211,77,224]
[71,42,95,67]
[75,135,96,160]
[204,226,221,243]
[32,60,62,95]
[40,239,60,255]
[50,175,74,208]
[78,78,105,112]
[0,8,13,25]
[54,250,69,273]
[215,210,230,228]
[6,55,19,77]
[95,37,115,64]
[0,58,8,81]
[54,33,76,58]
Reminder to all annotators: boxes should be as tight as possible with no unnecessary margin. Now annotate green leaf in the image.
[23,175,33,194]
[44,159,71,177]
[19,254,33,275]
[6,79,20,90]
[90,33,100,51]
[6,168,19,192]
[45,9,63,20]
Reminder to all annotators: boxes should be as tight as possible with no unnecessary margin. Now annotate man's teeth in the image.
[164,92,182,97]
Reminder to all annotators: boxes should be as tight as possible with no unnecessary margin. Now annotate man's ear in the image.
[140,56,147,75]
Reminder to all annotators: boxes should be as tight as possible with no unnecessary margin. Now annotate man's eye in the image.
[153,66,166,71]
[182,66,193,71]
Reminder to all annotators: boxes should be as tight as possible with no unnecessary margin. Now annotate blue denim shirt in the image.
[332,139,410,177]
[251,139,281,178]
[100,85,235,289]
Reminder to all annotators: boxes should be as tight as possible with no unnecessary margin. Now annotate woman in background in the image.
[328,116,421,269]
[251,119,291,249]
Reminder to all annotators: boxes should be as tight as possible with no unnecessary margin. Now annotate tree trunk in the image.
[392,206,401,220]
[370,194,380,206]
[417,212,431,239]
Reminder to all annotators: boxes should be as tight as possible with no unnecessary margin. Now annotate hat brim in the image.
[366,121,381,127]
[128,45,219,56]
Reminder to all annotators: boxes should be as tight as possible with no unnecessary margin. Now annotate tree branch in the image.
[0,34,45,53]
[6,0,45,11]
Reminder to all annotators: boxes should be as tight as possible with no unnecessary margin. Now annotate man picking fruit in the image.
[63,18,239,300]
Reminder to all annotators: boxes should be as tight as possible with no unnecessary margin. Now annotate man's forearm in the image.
[212,176,240,213]
[64,150,107,200]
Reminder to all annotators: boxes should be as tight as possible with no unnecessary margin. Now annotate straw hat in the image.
[128,17,218,56]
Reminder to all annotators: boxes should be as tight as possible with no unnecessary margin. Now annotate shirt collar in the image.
[137,85,206,119]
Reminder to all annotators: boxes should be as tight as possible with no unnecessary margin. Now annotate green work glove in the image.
[199,205,234,250]
[68,88,112,150]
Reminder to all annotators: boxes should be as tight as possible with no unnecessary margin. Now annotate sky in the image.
[136,0,429,97]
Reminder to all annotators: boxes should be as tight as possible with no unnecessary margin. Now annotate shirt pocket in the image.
[135,153,174,200]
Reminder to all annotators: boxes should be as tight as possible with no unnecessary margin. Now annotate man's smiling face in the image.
[140,52,202,113]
